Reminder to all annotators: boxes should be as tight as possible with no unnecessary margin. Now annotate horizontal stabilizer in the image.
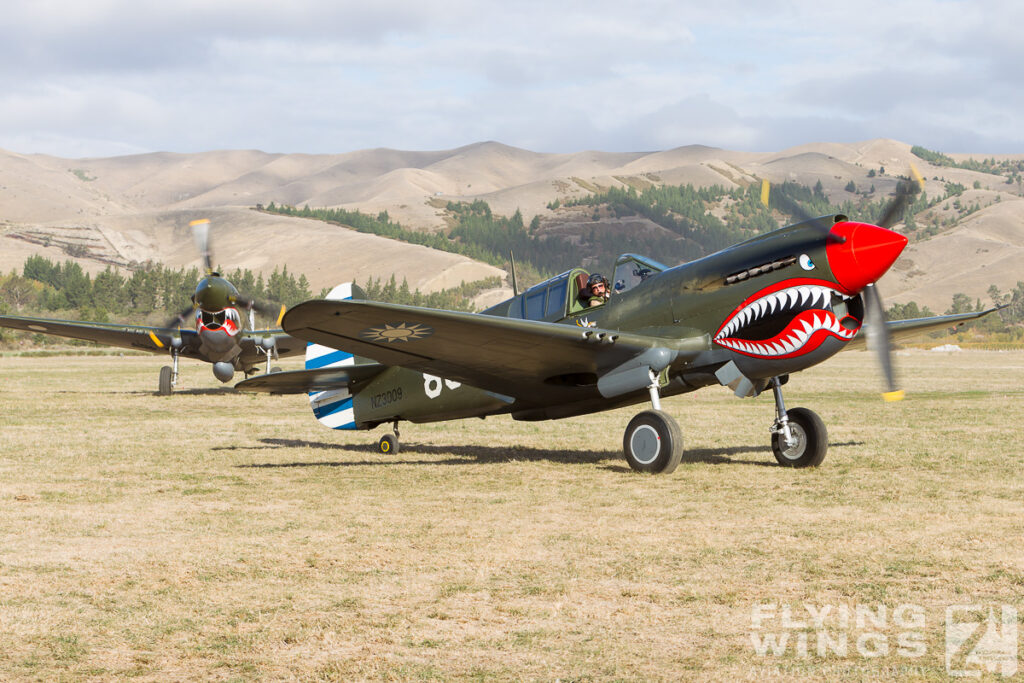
[235,363,386,394]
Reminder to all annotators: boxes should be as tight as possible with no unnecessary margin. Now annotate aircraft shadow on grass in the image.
[219,438,868,470]
[53,388,237,397]
[229,439,617,468]
[143,388,238,396]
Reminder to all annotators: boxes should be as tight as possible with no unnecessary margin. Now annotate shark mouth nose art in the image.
[714,280,860,359]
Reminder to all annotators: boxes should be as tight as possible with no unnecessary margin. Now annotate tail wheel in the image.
[772,407,827,467]
[377,433,399,455]
[623,409,683,474]
[158,366,173,395]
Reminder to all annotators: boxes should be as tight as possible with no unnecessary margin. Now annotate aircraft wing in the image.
[236,331,308,364]
[0,315,308,364]
[845,306,1005,350]
[0,314,203,357]
[278,299,709,401]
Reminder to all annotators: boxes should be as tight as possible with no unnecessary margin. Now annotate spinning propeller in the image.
[148,219,286,348]
[860,166,924,401]
[191,216,215,275]
[760,167,924,400]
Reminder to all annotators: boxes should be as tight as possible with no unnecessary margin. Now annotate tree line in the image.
[265,181,954,280]
[886,281,1024,342]
[261,184,1022,339]
[259,202,504,267]
[912,145,1024,182]
[0,255,503,347]
[4,253,1017,346]
[359,273,502,312]
[0,255,314,325]
[263,186,786,282]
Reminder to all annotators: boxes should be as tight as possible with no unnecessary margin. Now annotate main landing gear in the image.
[623,370,683,474]
[256,340,279,375]
[377,421,400,454]
[623,373,828,473]
[769,377,827,467]
[158,351,180,396]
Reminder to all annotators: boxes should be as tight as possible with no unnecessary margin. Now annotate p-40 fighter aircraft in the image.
[236,179,1000,473]
[0,219,305,394]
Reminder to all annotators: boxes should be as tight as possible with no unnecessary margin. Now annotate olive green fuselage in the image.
[346,219,864,427]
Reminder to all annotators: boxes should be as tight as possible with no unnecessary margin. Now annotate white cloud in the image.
[2,0,1023,157]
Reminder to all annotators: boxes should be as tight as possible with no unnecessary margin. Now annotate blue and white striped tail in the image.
[306,283,357,430]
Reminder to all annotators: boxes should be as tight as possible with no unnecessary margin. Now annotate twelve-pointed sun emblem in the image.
[359,321,434,343]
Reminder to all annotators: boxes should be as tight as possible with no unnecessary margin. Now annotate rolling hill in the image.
[1,139,1020,311]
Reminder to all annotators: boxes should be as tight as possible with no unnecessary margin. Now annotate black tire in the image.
[623,409,683,474]
[158,366,173,395]
[771,407,827,468]
[377,433,399,455]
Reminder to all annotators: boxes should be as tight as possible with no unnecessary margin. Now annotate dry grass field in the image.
[1,350,1022,681]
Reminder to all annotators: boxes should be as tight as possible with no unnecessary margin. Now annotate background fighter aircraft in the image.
[0,219,305,394]
[238,179,1001,473]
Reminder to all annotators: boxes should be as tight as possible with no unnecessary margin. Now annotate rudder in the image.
[305,283,357,430]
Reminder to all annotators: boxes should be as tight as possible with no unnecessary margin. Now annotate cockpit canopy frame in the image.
[483,253,669,323]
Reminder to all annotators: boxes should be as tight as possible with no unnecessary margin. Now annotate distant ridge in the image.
[1,139,1021,311]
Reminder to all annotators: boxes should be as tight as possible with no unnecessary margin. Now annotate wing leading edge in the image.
[845,306,1005,350]
[277,299,709,401]
[0,314,306,364]
[0,314,200,356]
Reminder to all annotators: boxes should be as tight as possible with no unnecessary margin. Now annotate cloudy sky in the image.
[2,0,1020,158]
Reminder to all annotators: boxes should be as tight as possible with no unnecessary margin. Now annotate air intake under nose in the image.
[826,221,908,294]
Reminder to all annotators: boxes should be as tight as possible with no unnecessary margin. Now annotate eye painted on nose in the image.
[799,254,815,271]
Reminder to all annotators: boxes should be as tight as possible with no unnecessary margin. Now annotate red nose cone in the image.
[826,221,908,294]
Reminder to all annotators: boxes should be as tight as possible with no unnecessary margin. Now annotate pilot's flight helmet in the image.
[588,273,608,289]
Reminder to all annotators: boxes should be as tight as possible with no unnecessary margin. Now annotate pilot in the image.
[587,273,611,307]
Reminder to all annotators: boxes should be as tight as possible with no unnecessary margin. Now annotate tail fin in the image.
[305,283,357,430]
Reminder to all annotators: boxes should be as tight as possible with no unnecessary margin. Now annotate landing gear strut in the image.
[256,341,279,375]
[769,376,827,467]
[158,351,180,396]
[623,369,683,474]
[377,420,400,454]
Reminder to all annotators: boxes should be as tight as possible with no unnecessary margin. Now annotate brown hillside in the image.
[883,197,1024,312]
[1,140,1020,309]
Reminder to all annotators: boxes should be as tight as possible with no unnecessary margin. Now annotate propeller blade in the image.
[185,218,284,331]
[875,167,924,230]
[765,169,921,402]
[148,303,194,348]
[758,178,845,243]
[190,218,214,274]
[166,304,197,330]
[863,283,904,401]
[909,162,925,187]
[875,184,913,229]
[762,165,925,240]
[229,294,287,327]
